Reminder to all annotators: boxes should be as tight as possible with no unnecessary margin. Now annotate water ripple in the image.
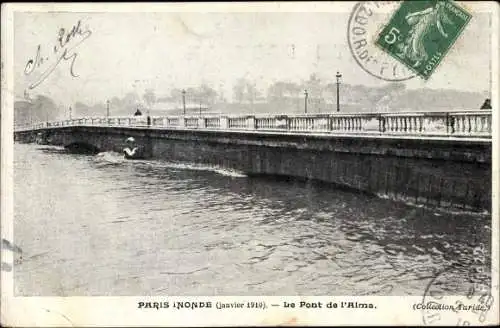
[13,144,492,296]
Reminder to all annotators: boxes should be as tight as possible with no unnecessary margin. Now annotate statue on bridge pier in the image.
[123,137,146,160]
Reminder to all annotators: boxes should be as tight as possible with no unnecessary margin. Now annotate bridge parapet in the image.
[14,110,492,138]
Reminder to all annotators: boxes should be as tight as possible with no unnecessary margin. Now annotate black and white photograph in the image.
[1,1,498,326]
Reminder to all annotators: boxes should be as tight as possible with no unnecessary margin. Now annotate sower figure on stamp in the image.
[396,2,454,68]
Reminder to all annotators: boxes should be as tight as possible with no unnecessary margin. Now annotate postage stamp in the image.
[375,0,472,80]
[347,1,417,81]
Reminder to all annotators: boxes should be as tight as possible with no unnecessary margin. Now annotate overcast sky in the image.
[12,5,492,107]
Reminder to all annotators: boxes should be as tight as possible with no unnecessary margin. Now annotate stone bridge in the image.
[14,111,492,211]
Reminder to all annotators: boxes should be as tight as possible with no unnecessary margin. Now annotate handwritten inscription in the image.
[24,20,92,90]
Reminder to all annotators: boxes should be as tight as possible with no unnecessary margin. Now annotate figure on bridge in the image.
[480,98,491,110]
[134,108,143,116]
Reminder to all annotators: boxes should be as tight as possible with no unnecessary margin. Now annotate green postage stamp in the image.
[375,0,472,80]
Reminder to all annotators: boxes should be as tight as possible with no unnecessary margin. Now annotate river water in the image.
[13,143,491,296]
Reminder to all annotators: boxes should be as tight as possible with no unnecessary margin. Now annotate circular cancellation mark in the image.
[347,1,416,82]
[421,244,494,326]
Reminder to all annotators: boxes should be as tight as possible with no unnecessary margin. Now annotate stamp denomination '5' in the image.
[375,0,472,80]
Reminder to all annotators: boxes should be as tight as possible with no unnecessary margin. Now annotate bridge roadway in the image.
[14,111,492,211]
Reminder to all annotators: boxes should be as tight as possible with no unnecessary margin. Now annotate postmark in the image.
[347,1,416,81]
[419,243,494,326]
[375,0,472,80]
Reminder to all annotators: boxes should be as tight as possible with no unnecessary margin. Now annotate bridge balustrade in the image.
[152,117,164,127]
[13,110,492,138]
[205,117,221,128]
[228,116,249,129]
[184,117,199,128]
[167,117,180,127]
[329,115,365,132]
[255,117,278,129]
[449,112,491,136]
[382,113,426,134]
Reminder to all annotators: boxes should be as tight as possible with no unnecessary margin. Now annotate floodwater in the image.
[13,143,491,296]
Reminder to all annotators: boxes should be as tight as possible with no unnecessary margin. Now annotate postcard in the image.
[1,1,498,326]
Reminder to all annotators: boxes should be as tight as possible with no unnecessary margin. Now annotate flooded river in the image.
[13,143,491,296]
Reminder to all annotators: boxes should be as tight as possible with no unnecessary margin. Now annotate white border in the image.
[1,2,499,326]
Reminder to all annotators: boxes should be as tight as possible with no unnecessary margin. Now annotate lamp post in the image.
[106,100,110,118]
[69,106,72,119]
[199,100,202,117]
[182,89,186,115]
[304,89,308,114]
[336,71,342,112]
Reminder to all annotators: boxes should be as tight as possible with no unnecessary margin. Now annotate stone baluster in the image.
[198,117,205,129]
[220,116,228,129]
[247,116,256,130]
[456,115,462,134]
[471,115,478,133]
[457,116,463,134]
